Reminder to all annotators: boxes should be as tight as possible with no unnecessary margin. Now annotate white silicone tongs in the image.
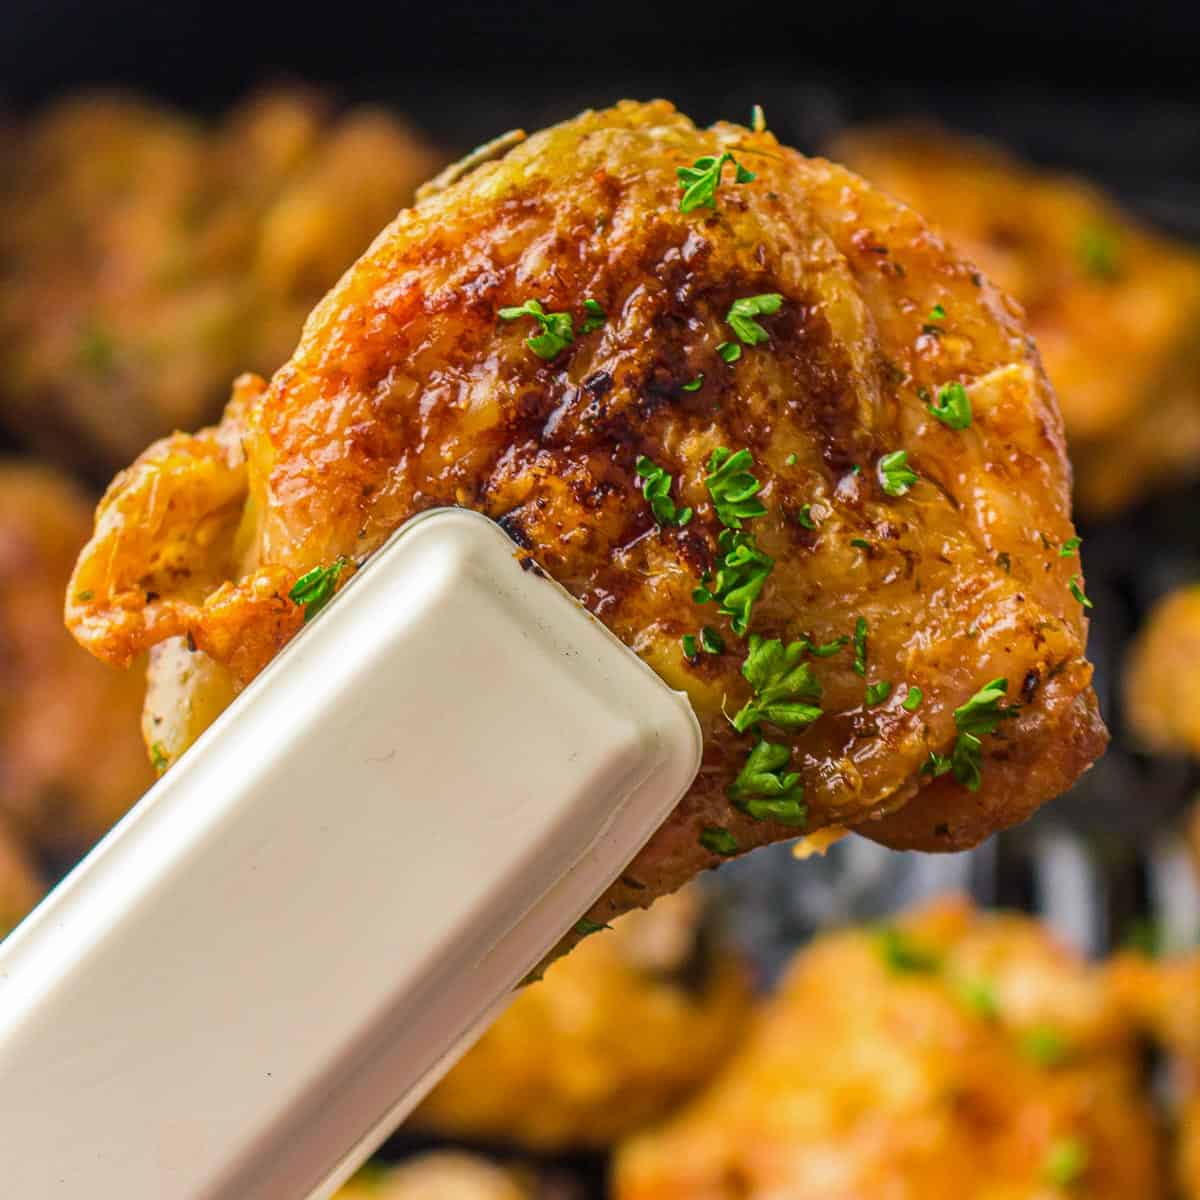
[0,508,703,1198]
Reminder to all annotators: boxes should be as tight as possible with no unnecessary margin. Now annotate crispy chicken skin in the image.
[0,88,441,472]
[1126,585,1200,756]
[1,462,152,854]
[833,124,1200,515]
[615,897,1166,1200]
[68,101,1104,928]
[414,886,750,1149]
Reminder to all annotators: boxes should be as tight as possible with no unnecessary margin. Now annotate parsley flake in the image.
[1069,575,1093,608]
[785,452,797,466]
[677,151,756,213]
[682,373,704,392]
[878,450,919,496]
[957,977,1000,1020]
[682,633,698,659]
[290,558,348,623]
[1060,536,1082,558]
[579,298,606,334]
[796,504,817,530]
[1022,1026,1069,1068]
[705,447,767,529]
[498,299,575,360]
[902,685,924,711]
[573,917,612,937]
[878,927,941,974]
[1078,225,1120,280]
[726,293,783,345]
[927,380,972,429]
[150,742,169,775]
[1043,1138,1089,1188]
[731,634,824,733]
[850,537,871,550]
[700,826,739,856]
[728,738,807,826]
[693,529,774,635]
[852,616,868,677]
[865,680,892,706]
[700,626,725,654]
[923,677,1018,791]
[636,455,693,527]
[803,635,849,658]
[717,341,742,363]
[927,302,946,323]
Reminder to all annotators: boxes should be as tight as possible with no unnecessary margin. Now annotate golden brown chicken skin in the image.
[615,897,1166,1200]
[414,886,749,1150]
[833,124,1200,516]
[1110,950,1200,1199]
[1,462,152,854]
[67,101,1104,932]
[1126,585,1200,756]
[0,88,441,473]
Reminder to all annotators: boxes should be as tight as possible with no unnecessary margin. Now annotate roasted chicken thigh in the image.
[67,101,1104,930]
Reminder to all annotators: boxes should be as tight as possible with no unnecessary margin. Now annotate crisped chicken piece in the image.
[1,462,152,853]
[1126,585,1200,755]
[0,819,43,935]
[615,897,1166,1200]
[414,885,750,1149]
[833,124,1200,515]
[0,88,441,472]
[68,101,1105,934]
[1110,951,1200,1199]
[336,1154,530,1200]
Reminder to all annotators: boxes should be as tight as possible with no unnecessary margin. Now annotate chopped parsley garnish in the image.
[850,537,871,550]
[1069,575,1093,608]
[878,927,941,974]
[927,380,972,429]
[75,589,94,602]
[1043,1138,1089,1188]
[682,373,705,392]
[636,455,693,527]
[579,298,606,334]
[76,323,116,374]
[726,293,783,346]
[785,452,798,466]
[1021,1025,1069,1067]
[728,738,807,826]
[289,558,348,623]
[498,299,575,359]
[864,680,892,706]
[996,551,1012,574]
[150,742,169,775]
[701,626,725,654]
[923,676,1017,791]
[796,504,817,530]
[852,617,868,677]
[717,341,742,364]
[693,529,774,635]
[682,633,698,659]
[878,450,919,496]
[705,447,767,529]
[902,685,924,711]
[573,917,612,937]
[927,303,946,323]
[731,634,824,733]
[1077,225,1121,280]
[803,635,849,658]
[1060,536,1082,558]
[677,151,756,213]
[957,977,999,1020]
[700,826,739,856]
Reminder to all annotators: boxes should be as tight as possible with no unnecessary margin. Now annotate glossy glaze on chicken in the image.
[67,101,1104,932]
